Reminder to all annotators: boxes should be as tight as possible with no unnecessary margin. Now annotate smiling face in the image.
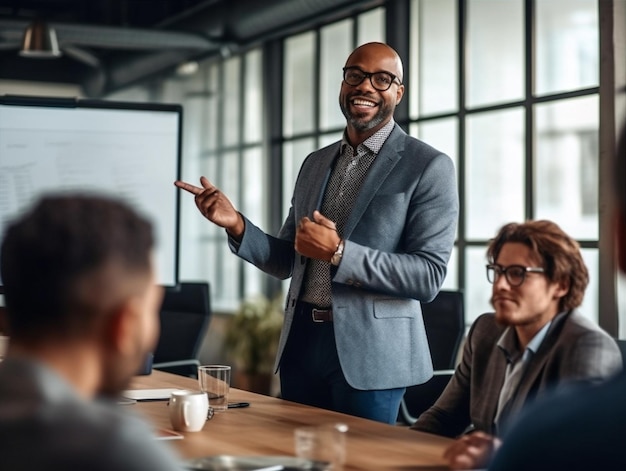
[491,243,567,339]
[339,42,405,145]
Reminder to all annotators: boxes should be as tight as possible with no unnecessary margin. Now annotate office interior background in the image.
[0,0,625,349]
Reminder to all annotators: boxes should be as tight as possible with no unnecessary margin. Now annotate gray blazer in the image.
[0,357,184,470]
[412,310,623,437]
[231,124,459,390]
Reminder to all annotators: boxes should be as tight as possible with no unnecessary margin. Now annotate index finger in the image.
[174,180,203,195]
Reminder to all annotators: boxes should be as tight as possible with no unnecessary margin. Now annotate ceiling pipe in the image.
[102,0,384,94]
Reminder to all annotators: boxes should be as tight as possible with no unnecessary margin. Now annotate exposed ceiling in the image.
[0,0,383,97]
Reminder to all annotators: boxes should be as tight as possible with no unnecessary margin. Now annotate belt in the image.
[298,302,333,323]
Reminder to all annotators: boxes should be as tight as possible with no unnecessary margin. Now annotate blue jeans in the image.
[279,303,405,424]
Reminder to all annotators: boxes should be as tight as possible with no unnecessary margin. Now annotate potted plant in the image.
[224,294,284,395]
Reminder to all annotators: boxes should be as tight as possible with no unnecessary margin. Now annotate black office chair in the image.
[152,281,212,378]
[398,290,465,425]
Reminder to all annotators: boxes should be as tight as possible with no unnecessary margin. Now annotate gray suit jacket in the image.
[0,357,184,471]
[412,310,623,437]
[231,124,459,390]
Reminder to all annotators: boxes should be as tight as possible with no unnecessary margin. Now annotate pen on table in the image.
[254,466,283,471]
[228,402,250,408]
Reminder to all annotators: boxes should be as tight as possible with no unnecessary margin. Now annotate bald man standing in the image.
[176,42,459,423]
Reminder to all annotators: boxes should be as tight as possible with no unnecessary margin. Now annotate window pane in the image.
[282,138,316,220]
[244,49,263,144]
[357,7,385,44]
[179,221,216,283]
[320,20,353,131]
[284,32,316,136]
[180,80,207,177]
[412,118,459,241]
[223,57,241,146]
[179,154,219,290]
[579,248,598,323]
[161,77,186,104]
[222,151,239,210]
[243,147,265,298]
[467,0,524,108]
[466,108,525,239]
[465,246,492,325]
[217,151,241,309]
[441,247,458,290]
[204,64,220,153]
[242,146,265,223]
[535,95,598,239]
[410,118,458,170]
[197,155,220,239]
[410,0,458,116]
[244,261,264,299]
[216,243,241,311]
[536,0,598,96]
[105,85,151,102]
[319,131,343,148]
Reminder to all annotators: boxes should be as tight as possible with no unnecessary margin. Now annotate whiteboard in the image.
[0,96,182,287]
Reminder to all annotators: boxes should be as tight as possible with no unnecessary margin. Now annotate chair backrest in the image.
[421,290,465,370]
[154,282,212,365]
[398,290,466,425]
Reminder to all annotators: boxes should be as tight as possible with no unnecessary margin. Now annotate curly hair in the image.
[1,193,154,340]
[487,220,588,312]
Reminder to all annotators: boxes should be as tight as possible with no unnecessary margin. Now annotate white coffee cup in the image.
[168,390,209,432]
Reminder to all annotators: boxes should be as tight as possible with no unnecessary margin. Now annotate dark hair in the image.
[487,220,588,312]
[1,194,154,340]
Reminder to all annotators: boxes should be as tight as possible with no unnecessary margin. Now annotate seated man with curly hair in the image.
[412,219,622,469]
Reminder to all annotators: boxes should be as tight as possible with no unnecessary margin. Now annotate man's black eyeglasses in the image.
[342,66,402,91]
[486,264,545,287]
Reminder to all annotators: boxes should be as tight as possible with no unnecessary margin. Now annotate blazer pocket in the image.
[373,298,417,319]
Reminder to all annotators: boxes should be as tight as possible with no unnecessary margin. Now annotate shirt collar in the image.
[497,319,553,364]
[340,119,395,155]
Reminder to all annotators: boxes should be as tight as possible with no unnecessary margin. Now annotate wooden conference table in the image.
[129,370,453,470]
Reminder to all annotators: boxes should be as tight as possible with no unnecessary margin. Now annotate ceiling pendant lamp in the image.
[19,19,62,58]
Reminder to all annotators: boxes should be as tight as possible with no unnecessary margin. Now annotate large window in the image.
[105,0,620,331]
[187,51,266,311]
[122,50,267,312]
[409,0,600,324]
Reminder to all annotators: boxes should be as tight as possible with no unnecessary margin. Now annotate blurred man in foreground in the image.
[488,120,626,470]
[0,195,183,471]
[412,220,621,469]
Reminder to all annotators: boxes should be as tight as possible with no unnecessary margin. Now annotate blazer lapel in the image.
[482,339,509,431]
[342,125,405,238]
[304,143,340,217]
